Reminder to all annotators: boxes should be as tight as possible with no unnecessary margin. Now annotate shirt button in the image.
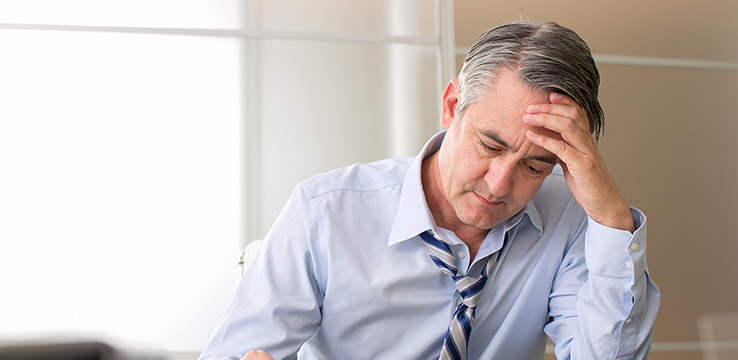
[625,261,633,269]
[630,243,640,251]
[457,251,466,259]
[625,318,633,324]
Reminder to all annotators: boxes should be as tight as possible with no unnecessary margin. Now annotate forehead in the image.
[464,71,552,151]
[473,70,549,121]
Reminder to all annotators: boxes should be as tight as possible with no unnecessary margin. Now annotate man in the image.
[200,21,660,360]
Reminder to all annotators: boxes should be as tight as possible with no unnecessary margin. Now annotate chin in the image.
[457,210,504,231]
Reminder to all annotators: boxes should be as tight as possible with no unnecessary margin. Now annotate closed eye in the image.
[525,164,544,175]
[523,160,555,176]
[479,140,502,153]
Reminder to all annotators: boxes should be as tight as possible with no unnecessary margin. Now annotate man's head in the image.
[457,20,603,141]
[425,21,602,239]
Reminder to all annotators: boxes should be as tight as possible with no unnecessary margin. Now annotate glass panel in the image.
[255,39,441,236]
[0,0,241,29]
[0,29,243,352]
[249,0,437,37]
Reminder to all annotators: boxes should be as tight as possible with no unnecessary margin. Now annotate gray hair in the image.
[457,21,604,141]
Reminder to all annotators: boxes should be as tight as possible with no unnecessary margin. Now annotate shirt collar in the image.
[387,131,544,247]
[387,132,444,246]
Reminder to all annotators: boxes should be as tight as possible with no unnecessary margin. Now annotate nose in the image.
[484,160,515,198]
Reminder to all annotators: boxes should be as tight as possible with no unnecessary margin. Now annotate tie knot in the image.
[419,231,489,309]
[419,231,457,274]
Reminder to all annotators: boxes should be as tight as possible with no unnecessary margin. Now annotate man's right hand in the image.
[241,350,275,360]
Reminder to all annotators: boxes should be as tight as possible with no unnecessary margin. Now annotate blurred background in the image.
[1,1,736,359]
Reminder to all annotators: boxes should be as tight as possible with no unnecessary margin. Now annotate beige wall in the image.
[454,1,738,358]
[597,64,738,360]
[603,62,738,336]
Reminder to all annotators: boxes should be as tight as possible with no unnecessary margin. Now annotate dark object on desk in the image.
[0,340,169,360]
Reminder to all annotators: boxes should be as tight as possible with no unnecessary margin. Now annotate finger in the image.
[526,93,590,133]
[549,91,576,105]
[526,102,580,120]
[526,92,579,116]
[525,129,579,163]
[550,92,591,133]
[523,112,592,149]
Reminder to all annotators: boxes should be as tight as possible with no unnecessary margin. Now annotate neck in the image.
[421,151,488,259]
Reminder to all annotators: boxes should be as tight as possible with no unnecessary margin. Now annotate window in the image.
[0,6,243,356]
[0,1,453,357]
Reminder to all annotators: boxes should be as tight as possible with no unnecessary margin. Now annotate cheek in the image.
[442,160,471,191]
[438,132,489,191]
[451,153,489,187]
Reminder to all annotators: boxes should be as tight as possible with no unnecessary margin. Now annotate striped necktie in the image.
[420,231,492,360]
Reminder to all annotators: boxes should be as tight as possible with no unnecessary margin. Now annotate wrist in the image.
[594,205,635,233]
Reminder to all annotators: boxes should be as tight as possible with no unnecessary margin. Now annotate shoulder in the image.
[299,157,414,198]
[537,166,570,198]
[534,165,585,220]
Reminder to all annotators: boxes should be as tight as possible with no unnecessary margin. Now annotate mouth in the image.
[473,192,503,207]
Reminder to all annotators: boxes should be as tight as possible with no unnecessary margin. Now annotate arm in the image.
[545,208,660,359]
[199,186,323,360]
[524,93,660,358]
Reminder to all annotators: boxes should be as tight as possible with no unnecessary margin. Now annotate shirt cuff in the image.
[585,207,647,278]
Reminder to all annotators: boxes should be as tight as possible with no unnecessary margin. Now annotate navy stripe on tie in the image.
[419,230,494,360]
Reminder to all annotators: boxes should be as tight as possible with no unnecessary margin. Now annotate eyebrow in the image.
[479,130,559,165]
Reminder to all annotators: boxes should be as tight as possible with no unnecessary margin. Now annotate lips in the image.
[474,192,502,207]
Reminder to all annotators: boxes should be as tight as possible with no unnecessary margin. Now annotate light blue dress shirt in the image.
[200,132,660,360]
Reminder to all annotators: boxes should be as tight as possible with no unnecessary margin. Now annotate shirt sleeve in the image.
[545,207,661,360]
[198,185,323,360]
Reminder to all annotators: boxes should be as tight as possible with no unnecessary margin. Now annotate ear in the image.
[440,79,460,129]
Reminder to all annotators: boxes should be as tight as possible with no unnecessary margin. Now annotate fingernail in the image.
[526,105,538,113]
[523,114,535,122]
